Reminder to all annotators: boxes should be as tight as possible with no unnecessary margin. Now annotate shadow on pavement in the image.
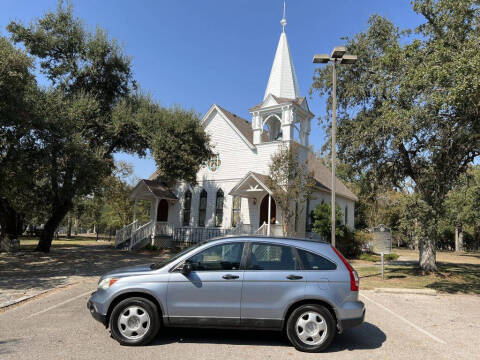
[0,245,171,293]
[328,322,386,352]
[150,321,386,352]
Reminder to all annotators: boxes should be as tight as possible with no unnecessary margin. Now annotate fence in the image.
[173,227,230,246]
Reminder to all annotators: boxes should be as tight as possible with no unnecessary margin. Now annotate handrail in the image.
[129,220,154,250]
[255,222,268,236]
[115,219,138,246]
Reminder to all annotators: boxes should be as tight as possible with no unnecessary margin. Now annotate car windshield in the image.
[149,241,207,270]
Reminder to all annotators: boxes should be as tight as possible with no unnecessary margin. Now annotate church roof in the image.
[130,179,178,201]
[249,95,306,111]
[263,26,300,100]
[308,153,358,201]
[216,105,269,143]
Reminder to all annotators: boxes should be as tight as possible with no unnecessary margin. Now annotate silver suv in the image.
[87,236,365,352]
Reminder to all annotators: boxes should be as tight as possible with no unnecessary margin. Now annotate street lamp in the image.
[313,46,357,248]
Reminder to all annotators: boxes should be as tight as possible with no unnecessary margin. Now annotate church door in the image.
[157,199,169,222]
[259,195,276,227]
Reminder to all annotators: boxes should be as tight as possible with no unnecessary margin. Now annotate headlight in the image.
[98,277,118,290]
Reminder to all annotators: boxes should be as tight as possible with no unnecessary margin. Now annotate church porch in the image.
[229,172,283,237]
[115,179,178,249]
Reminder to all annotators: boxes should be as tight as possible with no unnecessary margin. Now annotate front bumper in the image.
[87,294,107,326]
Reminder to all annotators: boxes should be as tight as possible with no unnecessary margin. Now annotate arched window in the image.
[231,196,242,227]
[182,190,192,226]
[198,190,208,227]
[215,189,224,227]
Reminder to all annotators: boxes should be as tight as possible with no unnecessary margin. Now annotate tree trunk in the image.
[74,218,78,235]
[36,201,72,252]
[67,215,72,238]
[0,199,23,252]
[455,225,464,252]
[419,236,437,272]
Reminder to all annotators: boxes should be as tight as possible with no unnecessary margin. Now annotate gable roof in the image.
[131,179,178,200]
[308,152,358,201]
[215,105,269,144]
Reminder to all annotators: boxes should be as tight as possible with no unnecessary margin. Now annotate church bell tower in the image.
[250,1,313,147]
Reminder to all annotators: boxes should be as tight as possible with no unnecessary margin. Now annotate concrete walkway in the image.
[0,244,169,309]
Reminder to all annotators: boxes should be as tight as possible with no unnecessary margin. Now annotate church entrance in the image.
[259,195,276,227]
[157,199,169,222]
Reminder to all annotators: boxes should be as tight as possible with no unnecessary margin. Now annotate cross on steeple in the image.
[281,1,287,32]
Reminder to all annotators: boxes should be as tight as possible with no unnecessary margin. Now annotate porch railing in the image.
[115,220,138,247]
[173,227,229,245]
[130,221,154,250]
[255,222,268,236]
[155,221,173,236]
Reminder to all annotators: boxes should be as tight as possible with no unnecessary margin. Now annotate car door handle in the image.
[286,275,303,280]
[222,274,239,280]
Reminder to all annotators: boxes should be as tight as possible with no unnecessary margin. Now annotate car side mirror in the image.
[181,262,192,275]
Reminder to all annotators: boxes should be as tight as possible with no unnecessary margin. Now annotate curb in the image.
[0,290,50,309]
[374,288,438,296]
[0,281,80,311]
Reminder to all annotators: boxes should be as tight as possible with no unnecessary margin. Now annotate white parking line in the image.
[22,290,92,320]
[360,293,446,344]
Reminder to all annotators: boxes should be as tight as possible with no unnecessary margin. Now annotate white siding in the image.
[154,106,355,233]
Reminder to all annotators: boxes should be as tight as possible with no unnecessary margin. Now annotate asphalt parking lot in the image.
[1,279,479,360]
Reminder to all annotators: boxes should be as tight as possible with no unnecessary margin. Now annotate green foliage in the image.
[134,100,213,186]
[2,2,211,251]
[311,0,480,271]
[0,36,41,241]
[266,144,316,236]
[312,202,345,239]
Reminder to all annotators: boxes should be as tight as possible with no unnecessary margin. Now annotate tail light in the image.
[331,246,359,291]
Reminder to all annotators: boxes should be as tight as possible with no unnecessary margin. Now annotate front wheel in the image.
[109,297,160,346]
[286,304,335,352]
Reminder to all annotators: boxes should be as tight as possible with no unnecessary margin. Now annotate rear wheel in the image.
[286,304,335,352]
[109,297,160,346]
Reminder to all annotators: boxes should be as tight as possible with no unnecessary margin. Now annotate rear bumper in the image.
[87,296,107,325]
[339,308,365,330]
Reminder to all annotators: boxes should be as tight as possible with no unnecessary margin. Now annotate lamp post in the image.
[313,47,357,248]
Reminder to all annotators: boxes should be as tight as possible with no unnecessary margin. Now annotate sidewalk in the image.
[0,244,169,309]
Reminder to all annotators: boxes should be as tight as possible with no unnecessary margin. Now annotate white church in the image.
[115,10,357,249]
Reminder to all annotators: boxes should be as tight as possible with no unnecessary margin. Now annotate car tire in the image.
[286,304,335,352]
[109,297,160,346]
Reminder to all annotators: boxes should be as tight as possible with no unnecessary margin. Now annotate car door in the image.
[240,242,305,329]
[167,241,245,327]
[296,247,337,291]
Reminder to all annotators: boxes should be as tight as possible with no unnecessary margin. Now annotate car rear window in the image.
[297,249,337,270]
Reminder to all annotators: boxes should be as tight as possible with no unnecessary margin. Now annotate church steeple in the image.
[264,1,300,100]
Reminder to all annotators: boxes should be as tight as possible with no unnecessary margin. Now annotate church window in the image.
[182,190,192,226]
[207,154,221,172]
[215,189,224,227]
[231,196,241,227]
[198,190,208,227]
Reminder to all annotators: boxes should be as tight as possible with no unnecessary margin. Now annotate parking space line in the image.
[360,293,446,344]
[22,290,92,320]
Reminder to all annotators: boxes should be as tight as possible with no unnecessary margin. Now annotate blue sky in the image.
[1,0,423,179]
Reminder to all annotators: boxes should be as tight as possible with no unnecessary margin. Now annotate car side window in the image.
[247,243,300,271]
[187,243,244,271]
[297,249,337,270]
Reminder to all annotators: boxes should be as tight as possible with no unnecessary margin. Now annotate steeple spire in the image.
[263,1,300,100]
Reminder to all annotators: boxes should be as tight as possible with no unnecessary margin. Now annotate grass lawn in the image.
[20,236,113,250]
[357,262,480,294]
